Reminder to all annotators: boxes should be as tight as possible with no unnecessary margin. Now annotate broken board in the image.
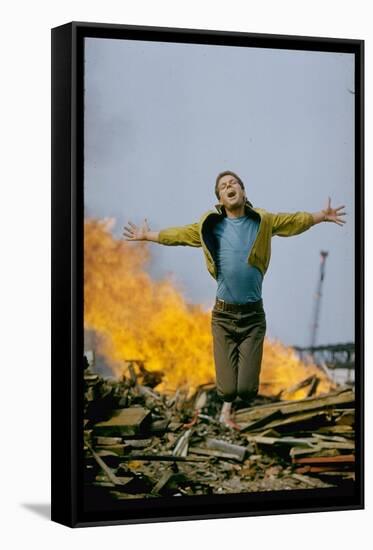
[93,407,151,436]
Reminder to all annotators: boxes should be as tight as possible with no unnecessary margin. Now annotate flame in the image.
[84,219,335,398]
[261,340,334,399]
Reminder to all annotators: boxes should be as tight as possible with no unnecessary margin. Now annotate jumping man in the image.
[123,171,346,428]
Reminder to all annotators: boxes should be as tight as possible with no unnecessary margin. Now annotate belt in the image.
[214,298,263,314]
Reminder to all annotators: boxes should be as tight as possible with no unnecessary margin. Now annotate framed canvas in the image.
[51,21,364,527]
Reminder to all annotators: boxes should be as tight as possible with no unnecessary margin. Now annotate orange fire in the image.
[84,219,335,398]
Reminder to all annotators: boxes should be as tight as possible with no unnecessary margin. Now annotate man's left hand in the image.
[322,197,347,226]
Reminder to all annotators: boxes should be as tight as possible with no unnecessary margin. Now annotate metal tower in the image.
[310,250,329,349]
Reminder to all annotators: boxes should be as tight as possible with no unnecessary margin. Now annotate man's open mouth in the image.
[227,190,236,198]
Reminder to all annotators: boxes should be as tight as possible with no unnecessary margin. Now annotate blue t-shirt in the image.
[212,215,263,304]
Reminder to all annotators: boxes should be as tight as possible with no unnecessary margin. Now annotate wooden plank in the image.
[173,429,192,457]
[235,389,354,423]
[93,407,151,436]
[290,440,354,456]
[290,446,335,458]
[311,433,352,443]
[94,436,123,445]
[279,376,316,397]
[85,441,125,486]
[335,411,355,426]
[292,454,355,465]
[316,425,354,435]
[84,373,100,383]
[95,444,128,455]
[306,377,320,397]
[239,410,283,432]
[259,428,281,437]
[318,441,354,450]
[123,438,153,448]
[237,389,354,418]
[246,435,317,447]
[118,454,208,463]
[150,471,174,495]
[252,410,328,431]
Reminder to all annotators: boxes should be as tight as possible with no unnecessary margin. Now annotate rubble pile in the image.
[84,357,355,500]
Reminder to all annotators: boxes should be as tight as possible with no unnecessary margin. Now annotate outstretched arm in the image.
[123,219,201,247]
[311,197,346,227]
[123,219,159,242]
[272,198,347,237]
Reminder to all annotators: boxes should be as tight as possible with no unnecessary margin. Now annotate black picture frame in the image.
[51,21,364,528]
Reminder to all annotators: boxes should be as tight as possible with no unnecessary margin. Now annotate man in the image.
[123,171,346,428]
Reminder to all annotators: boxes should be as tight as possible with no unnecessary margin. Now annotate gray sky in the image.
[84,37,355,347]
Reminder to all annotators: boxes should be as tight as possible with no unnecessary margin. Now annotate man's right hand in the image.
[123,219,159,242]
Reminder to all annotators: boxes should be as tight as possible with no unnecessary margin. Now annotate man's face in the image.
[217,175,246,210]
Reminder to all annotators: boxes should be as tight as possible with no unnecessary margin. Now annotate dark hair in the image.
[215,170,245,199]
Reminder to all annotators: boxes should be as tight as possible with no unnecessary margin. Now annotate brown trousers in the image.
[211,301,266,402]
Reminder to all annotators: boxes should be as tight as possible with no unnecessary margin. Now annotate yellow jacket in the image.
[158,201,314,279]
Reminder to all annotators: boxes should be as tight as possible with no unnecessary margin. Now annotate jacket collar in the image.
[214,199,254,216]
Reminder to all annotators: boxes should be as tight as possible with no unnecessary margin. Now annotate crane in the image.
[310,250,329,350]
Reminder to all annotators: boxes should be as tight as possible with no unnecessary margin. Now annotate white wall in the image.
[1,0,371,547]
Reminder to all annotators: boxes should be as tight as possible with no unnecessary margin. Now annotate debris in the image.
[95,436,123,446]
[150,471,174,495]
[235,389,354,423]
[83,354,356,501]
[173,429,192,457]
[148,418,170,434]
[291,473,321,488]
[189,446,244,462]
[93,407,151,436]
[292,454,355,466]
[118,454,208,463]
[123,438,153,449]
[85,441,126,486]
[307,376,320,397]
[277,375,319,399]
[205,438,247,462]
[239,410,283,432]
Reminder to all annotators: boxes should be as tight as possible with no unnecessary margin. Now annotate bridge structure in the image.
[293,342,355,370]
[293,342,355,385]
